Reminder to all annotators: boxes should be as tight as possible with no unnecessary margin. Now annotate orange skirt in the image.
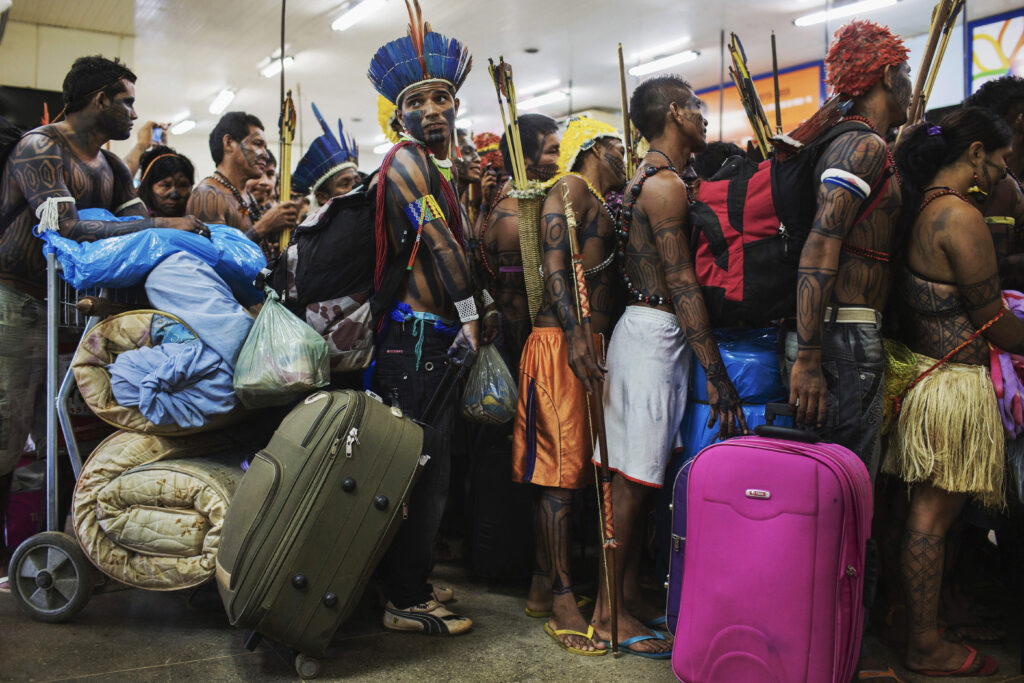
[512,326,598,489]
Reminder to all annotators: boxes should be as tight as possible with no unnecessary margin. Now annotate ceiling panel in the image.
[9,0,134,35]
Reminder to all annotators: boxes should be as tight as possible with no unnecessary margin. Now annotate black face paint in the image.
[403,109,426,142]
[423,107,456,145]
[527,163,559,182]
[238,140,266,175]
[603,150,627,187]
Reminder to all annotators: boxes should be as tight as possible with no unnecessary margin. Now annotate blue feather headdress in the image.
[367,0,472,106]
[292,102,359,196]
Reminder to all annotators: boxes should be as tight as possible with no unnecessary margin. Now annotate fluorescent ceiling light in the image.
[629,50,699,77]
[631,36,691,63]
[794,0,898,27]
[170,119,196,135]
[208,88,236,115]
[519,91,569,110]
[373,142,393,154]
[455,117,473,129]
[518,79,561,96]
[261,56,294,78]
[332,0,384,32]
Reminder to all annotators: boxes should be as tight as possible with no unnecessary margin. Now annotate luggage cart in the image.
[6,250,123,622]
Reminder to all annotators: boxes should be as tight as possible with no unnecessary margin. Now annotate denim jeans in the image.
[783,320,885,481]
[373,319,456,608]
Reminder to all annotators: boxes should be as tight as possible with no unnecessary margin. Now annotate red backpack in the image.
[690,121,891,327]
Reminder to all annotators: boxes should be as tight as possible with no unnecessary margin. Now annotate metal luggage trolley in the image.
[6,249,131,622]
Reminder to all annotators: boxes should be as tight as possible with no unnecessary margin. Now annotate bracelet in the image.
[480,289,495,307]
[455,296,479,323]
[483,308,499,320]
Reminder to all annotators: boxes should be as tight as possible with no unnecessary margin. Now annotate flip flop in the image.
[643,615,668,631]
[909,644,999,677]
[525,595,593,619]
[544,622,607,656]
[603,631,672,660]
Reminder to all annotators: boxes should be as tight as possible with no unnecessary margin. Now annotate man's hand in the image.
[451,319,480,355]
[156,215,211,238]
[135,121,168,150]
[788,355,828,428]
[705,373,748,440]
[481,171,499,208]
[481,308,499,344]
[566,326,604,395]
[253,200,301,237]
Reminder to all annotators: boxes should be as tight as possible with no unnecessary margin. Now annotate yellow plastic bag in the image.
[461,344,517,425]
[233,289,330,408]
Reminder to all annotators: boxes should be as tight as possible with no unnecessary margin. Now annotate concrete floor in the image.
[0,563,1020,682]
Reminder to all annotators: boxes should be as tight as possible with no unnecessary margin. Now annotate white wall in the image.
[903,23,966,113]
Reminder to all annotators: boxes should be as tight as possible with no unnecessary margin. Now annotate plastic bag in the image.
[461,344,518,425]
[36,208,266,304]
[233,289,330,408]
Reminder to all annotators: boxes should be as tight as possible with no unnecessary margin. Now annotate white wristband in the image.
[455,296,479,323]
[115,197,145,214]
[481,289,495,307]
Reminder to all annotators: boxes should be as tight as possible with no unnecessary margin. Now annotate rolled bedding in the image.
[73,430,247,590]
[72,310,241,434]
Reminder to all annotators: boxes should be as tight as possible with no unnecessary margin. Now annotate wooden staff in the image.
[922,0,965,113]
[277,90,296,250]
[618,43,636,178]
[771,31,783,135]
[488,58,528,190]
[563,183,619,655]
[907,0,954,124]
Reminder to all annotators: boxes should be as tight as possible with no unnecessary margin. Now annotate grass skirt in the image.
[883,353,1004,508]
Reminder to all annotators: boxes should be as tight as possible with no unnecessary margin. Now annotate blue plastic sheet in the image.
[36,208,265,303]
[677,327,792,461]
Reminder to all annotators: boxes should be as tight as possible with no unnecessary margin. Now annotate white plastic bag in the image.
[233,289,330,408]
[461,344,518,425]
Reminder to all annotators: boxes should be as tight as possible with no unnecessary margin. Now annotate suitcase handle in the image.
[419,343,477,427]
[754,402,820,443]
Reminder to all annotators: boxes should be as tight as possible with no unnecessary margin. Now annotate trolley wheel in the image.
[8,531,95,623]
[294,652,321,679]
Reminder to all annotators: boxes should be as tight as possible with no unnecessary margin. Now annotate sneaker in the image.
[383,599,472,636]
[432,585,455,603]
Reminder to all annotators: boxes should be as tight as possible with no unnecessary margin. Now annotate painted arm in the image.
[643,174,747,437]
[10,133,192,241]
[945,207,1024,353]
[790,131,887,427]
[541,176,603,394]
[108,152,148,218]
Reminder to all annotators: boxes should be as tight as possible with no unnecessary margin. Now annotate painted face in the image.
[400,84,457,148]
[527,131,560,181]
[99,79,137,141]
[149,170,192,217]
[237,125,270,179]
[458,136,482,182]
[979,146,1011,195]
[679,94,708,152]
[889,62,912,127]
[598,138,628,191]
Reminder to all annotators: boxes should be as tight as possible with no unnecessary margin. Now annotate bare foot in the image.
[526,573,552,615]
[623,596,664,624]
[905,634,986,675]
[548,593,605,652]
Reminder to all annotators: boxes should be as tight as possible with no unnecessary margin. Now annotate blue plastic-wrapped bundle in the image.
[35,208,266,304]
[677,326,791,461]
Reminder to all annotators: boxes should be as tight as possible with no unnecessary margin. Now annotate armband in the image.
[454,296,479,323]
[821,169,871,201]
[481,289,495,307]
[115,197,145,214]
[34,196,76,234]
[403,195,448,269]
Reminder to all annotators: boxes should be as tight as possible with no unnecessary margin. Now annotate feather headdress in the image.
[558,116,621,174]
[367,0,472,106]
[474,131,502,170]
[292,102,359,196]
[826,20,908,98]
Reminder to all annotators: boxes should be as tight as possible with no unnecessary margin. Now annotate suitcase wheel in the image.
[294,652,321,679]
[7,531,96,623]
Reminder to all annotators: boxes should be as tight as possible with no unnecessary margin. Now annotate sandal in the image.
[908,644,999,678]
[602,631,672,660]
[544,622,607,656]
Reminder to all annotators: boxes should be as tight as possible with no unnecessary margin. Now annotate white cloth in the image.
[596,305,691,487]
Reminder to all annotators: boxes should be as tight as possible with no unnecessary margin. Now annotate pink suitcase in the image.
[672,404,872,683]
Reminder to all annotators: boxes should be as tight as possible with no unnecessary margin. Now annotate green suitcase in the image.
[215,389,425,670]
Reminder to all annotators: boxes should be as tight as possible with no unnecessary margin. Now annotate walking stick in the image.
[563,183,620,655]
[771,31,783,135]
[906,0,954,125]
[618,43,636,178]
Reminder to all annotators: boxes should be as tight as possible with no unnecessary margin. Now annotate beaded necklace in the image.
[209,171,263,222]
[565,172,617,276]
[616,161,681,307]
[920,186,971,212]
[840,115,902,187]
